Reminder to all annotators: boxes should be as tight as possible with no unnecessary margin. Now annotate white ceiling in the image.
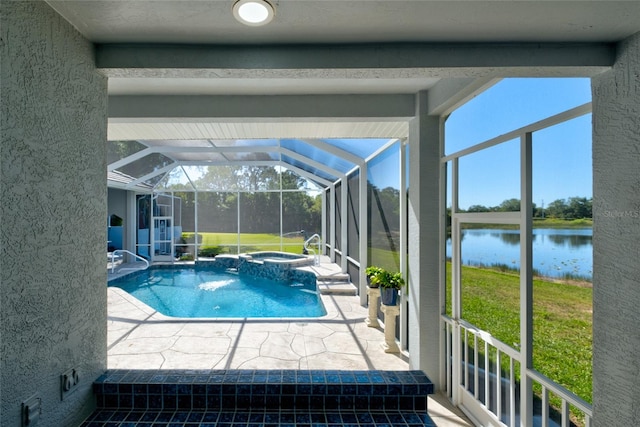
[46,1,640,45]
[45,1,640,153]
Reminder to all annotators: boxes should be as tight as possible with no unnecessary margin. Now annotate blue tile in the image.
[279,412,295,423]
[251,383,266,394]
[162,395,176,410]
[263,412,279,423]
[233,412,250,422]
[154,412,174,422]
[264,395,279,407]
[148,395,163,409]
[342,384,356,394]
[125,411,144,421]
[202,412,219,422]
[265,384,281,395]
[162,384,177,394]
[192,394,206,409]
[109,411,129,421]
[218,411,235,422]
[140,412,159,422]
[118,384,133,393]
[148,384,163,394]
[206,384,221,394]
[118,394,133,408]
[296,384,311,394]
[177,384,191,395]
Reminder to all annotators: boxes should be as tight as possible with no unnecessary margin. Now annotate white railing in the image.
[443,316,592,427]
[304,233,322,265]
[109,249,149,274]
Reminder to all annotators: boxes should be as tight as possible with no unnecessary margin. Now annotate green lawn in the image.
[181,232,309,254]
[446,263,592,425]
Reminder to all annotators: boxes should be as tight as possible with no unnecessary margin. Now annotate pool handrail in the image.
[304,234,322,265]
[109,249,149,274]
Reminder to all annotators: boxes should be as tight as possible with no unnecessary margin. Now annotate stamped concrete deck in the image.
[106,259,473,426]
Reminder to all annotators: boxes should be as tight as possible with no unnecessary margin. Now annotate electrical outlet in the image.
[22,394,41,426]
[60,368,80,400]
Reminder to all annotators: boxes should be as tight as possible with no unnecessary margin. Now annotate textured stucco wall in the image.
[592,32,640,425]
[1,2,108,426]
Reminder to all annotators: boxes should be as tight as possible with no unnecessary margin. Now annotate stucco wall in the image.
[1,2,107,426]
[592,32,640,425]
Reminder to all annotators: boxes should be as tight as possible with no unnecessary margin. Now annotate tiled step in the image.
[85,369,434,426]
[82,408,436,426]
[93,369,433,412]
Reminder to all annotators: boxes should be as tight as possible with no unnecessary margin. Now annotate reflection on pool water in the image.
[109,267,326,318]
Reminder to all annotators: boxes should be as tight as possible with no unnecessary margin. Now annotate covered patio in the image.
[3,2,640,427]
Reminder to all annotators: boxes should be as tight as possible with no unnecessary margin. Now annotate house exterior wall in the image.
[0,2,108,426]
[592,31,640,425]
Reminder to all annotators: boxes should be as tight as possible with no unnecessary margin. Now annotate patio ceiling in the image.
[45,1,640,190]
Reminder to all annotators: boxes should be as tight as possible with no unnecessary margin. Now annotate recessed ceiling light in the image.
[233,0,275,26]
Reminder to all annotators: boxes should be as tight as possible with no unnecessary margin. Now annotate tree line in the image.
[463,196,593,219]
[166,167,323,235]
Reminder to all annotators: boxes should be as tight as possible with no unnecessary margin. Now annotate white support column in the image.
[340,176,348,273]
[450,157,461,405]
[321,189,327,255]
[329,184,336,261]
[126,191,137,259]
[407,91,442,388]
[520,132,534,426]
[236,191,241,254]
[194,190,198,259]
[359,163,369,305]
[399,140,408,349]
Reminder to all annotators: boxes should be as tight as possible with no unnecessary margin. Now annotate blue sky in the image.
[445,78,593,209]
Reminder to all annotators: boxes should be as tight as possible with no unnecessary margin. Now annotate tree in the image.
[467,204,490,213]
[497,198,521,212]
[567,197,592,219]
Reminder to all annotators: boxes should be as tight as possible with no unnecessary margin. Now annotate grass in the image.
[460,218,592,230]
[181,232,309,254]
[446,263,592,425]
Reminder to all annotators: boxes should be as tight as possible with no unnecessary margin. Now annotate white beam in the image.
[279,147,343,180]
[109,94,416,120]
[301,138,363,166]
[108,147,153,171]
[125,163,176,189]
[364,138,401,163]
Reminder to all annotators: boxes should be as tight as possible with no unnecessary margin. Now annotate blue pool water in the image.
[109,268,326,318]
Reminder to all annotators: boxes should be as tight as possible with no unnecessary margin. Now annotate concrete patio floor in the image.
[106,264,473,426]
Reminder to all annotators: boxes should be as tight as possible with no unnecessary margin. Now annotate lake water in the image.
[446,228,593,280]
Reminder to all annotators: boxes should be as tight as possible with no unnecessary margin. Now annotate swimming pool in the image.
[109,267,326,318]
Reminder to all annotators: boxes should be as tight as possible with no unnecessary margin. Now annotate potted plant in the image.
[365,266,384,288]
[378,270,405,306]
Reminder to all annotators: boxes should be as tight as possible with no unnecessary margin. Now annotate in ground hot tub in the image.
[239,251,315,281]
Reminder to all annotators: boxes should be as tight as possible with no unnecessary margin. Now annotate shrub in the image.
[198,246,222,257]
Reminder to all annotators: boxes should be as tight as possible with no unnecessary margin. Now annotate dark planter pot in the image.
[366,276,379,288]
[380,287,398,306]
